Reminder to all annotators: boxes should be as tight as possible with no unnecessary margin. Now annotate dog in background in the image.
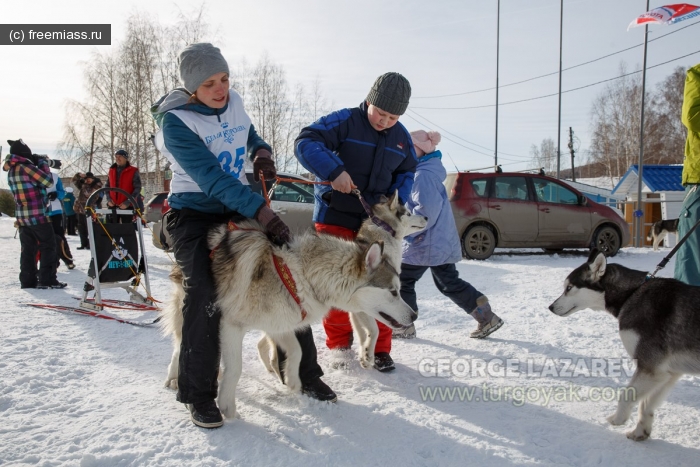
[646,218,678,251]
[549,250,700,441]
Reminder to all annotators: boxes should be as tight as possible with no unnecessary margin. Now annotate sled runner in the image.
[79,187,154,313]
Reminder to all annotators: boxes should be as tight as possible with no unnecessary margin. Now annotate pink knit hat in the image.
[410,130,441,157]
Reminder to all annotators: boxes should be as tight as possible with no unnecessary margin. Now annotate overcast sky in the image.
[2,0,699,189]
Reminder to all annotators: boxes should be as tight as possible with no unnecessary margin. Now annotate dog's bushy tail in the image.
[159,265,185,339]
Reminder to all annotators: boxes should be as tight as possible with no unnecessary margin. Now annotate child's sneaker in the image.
[469,296,504,338]
[329,347,353,370]
[392,323,416,339]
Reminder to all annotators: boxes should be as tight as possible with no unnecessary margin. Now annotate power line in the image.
[412,50,700,110]
[412,20,700,99]
[404,110,531,162]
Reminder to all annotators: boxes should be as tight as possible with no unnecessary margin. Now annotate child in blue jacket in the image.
[396,130,504,339]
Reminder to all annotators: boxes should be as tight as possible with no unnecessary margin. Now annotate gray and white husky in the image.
[259,191,428,373]
[161,193,421,419]
[549,250,700,441]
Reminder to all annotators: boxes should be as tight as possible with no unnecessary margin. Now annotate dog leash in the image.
[646,215,700,280]
[352,189,396,236]
[261,173,395,236]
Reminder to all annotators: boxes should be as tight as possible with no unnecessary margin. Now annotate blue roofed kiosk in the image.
[612,165,684,248]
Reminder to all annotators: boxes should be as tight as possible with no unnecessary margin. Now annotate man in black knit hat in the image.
[294,72,417,373]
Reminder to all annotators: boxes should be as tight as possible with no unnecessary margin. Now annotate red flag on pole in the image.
[628,3,700,29]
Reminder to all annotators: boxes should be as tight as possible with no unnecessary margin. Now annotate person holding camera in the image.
[3,139,66,289]
[72,171,103,250]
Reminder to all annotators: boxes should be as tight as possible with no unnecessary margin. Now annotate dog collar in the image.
[353,189,396,237]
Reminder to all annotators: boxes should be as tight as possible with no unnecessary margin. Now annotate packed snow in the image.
[1,216,698,466]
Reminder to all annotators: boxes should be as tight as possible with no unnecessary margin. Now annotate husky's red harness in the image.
[210,219,307,322]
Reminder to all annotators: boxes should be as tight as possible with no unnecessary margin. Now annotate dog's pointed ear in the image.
[589,252,607,281]
[587,248,601,262]
[388,190,399,209]
[365,242,383,272]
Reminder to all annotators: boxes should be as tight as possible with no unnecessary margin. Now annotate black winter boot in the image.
[187,400,223,428]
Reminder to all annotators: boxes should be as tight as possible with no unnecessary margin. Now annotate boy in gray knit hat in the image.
[294,72,416,373]
[366,72,411,117]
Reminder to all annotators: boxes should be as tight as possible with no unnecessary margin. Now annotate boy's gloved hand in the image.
[256,205,291,245]
[253,149,276,182]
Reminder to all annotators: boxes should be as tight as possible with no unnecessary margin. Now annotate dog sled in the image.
[79,187,154,313]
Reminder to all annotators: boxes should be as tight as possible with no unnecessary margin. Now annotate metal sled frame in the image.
[80,187,153,312]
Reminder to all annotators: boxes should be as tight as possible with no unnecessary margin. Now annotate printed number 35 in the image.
[218,147,245,177]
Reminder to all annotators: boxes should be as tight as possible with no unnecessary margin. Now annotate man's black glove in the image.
[256,205,291,245]
[253,149,277,182]
[47,192,58,201]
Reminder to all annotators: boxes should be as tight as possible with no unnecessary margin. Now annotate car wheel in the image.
[592,225,621,257]
[462,225,496,260]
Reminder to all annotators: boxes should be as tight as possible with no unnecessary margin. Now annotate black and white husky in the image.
[549,250,700,441]
[161,193,423,420]
[646,218,679,251]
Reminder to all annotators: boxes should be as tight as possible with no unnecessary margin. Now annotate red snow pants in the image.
[314,222,392,354]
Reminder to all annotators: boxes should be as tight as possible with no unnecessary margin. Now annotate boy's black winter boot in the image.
[302,377,337,402]
[373,352,395,372]
[187,400,223,428]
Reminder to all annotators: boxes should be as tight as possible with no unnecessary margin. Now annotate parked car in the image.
[152,170,315,251]
[145,192,169,223]
[444,171,631,260]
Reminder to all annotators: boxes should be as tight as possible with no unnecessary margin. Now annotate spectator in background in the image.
[396,130,503,339]
[63,187,77,235]
[46,171,75,270]
[72,171,103,250]
[105,149,142,224]
[3,139,65,289]
[675,62,700,286]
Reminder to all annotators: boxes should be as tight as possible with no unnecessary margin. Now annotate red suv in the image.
[445,171,631,260]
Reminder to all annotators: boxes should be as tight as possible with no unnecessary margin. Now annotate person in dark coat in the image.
[294,72,417,372]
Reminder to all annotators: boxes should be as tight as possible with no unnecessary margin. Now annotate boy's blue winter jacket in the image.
[294,102,417,230]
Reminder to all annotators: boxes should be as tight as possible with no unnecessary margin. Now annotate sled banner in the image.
[88,223,139,283]
[628,3,700,29]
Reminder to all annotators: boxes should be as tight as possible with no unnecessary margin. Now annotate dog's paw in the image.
[359,349,375,370]
[606,413,628,426]
[164,378,178,390]
[285,374,302,393]
[218,398,238,420]
[626,425,651,441]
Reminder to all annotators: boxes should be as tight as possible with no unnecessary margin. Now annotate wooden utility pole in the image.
[88,126,95,173]
[568,127,576,182]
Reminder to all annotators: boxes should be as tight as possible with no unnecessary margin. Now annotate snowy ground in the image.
[1,215,699,466]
